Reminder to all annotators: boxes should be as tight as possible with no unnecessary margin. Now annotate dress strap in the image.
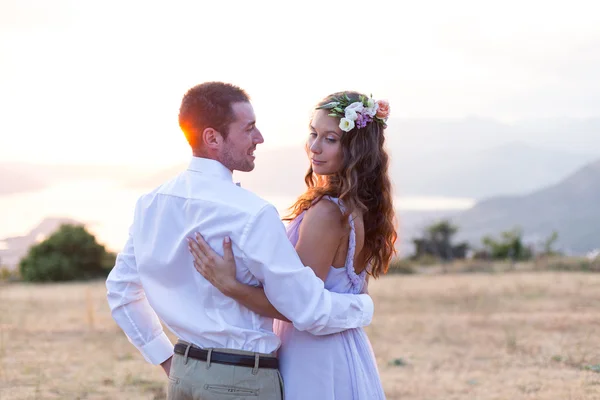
[322,196,366,294]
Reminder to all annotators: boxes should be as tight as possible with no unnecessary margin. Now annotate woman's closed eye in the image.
[309,132,336,143]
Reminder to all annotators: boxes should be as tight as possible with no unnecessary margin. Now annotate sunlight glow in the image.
[1,0,599,165]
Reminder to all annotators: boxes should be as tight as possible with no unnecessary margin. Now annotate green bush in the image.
[19,224,116,282]
[481,227,532,261]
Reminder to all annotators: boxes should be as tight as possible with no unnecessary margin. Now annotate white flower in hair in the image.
[364,98,379,117]
[316,93,390,131]
[345,108,359,121]
[345,101,364,114]
[339,118,355,132]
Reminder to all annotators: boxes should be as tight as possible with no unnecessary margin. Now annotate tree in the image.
[19,224,116,282]
[481,227,532,262]
[542,231,560,256]
[412,220,469,262]
[427,220,458,257]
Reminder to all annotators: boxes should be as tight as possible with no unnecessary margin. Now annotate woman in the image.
[189,91,396,399]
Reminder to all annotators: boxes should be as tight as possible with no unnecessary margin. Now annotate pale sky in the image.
[1,0,599,166]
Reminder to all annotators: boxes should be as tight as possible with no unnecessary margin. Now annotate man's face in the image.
[219,102,264,172]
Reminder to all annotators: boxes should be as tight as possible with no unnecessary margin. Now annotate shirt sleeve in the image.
[239,204,374,335]
[105,203,173,365]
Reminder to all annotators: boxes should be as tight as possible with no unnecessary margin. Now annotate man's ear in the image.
[201,128,223,149]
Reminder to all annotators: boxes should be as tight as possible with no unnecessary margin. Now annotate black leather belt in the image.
[174,343,279,369]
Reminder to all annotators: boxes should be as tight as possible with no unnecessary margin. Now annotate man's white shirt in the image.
[106,157,374,365]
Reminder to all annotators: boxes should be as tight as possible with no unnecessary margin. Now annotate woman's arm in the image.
[188,199,347,320]
[189,235,290,321]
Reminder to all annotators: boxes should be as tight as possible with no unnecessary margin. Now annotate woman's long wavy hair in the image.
[284,92,397,278]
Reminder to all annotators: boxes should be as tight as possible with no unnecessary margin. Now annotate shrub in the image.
[19,224,115,282]
[481,227,532,261]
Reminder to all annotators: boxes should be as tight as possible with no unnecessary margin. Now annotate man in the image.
[106,82,374,400]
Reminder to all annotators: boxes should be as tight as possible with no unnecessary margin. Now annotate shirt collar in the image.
[187,157,233,182]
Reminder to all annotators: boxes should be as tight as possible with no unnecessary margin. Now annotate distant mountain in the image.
[0,163,148,195]
[0,217,81,270]
[132,140,596,201]
[513,118,600,153]
[391,141,597,198]
[452,158,600,254]
[382,116,599,197]
[396,209,461,256]
[4,117,599,200]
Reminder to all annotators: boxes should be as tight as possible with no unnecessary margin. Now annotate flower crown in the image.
[316,94,390,132]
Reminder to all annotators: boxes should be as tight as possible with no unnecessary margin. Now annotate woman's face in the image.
[306,110,344,175]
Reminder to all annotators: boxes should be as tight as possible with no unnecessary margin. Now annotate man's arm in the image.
[239,205,374,335]
[106,215,173,369]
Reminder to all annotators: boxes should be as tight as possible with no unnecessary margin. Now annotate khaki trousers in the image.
[167,341,284,400]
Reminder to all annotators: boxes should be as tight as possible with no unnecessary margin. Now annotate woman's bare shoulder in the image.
[302,198,349,235]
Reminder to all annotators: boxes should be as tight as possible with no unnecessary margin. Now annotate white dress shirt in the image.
[106,157,374,365]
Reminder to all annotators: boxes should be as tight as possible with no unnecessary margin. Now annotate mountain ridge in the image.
[452,158,600,254]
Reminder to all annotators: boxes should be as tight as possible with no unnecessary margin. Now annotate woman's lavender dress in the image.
[273,197,386,399]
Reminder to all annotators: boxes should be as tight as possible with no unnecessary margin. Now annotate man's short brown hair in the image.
[178,82,250,147]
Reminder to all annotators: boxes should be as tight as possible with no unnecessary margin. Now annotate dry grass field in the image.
[1,272,600,399]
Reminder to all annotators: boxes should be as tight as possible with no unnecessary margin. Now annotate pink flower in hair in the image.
[375,100,390,119]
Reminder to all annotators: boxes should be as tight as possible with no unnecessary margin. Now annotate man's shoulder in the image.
[222,184,274,215]
[138,172,274,216]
